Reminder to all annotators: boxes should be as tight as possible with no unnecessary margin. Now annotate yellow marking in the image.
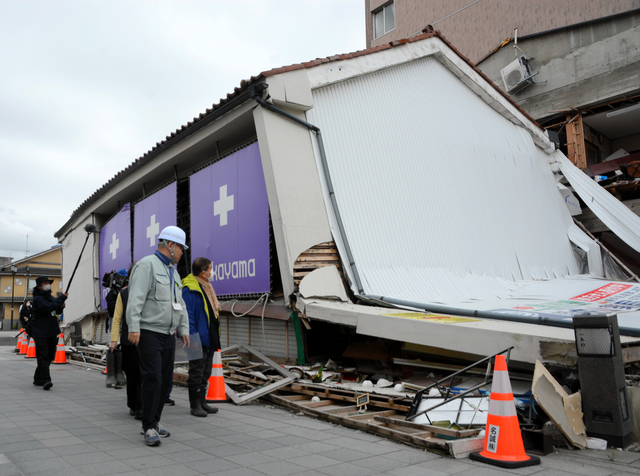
[382,312,478,323]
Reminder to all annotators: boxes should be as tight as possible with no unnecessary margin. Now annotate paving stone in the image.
[119,454,176,470]
[20,468,86,476]
[351,454,411,472]
[250,460,308,476]
[295,441,341,453]
[184,456,240,473]
[317,447,371,462]
[270,435,314,447]
[15,456,72,473]
[416,456,475,474]
[42,436,87,447]
[279,425,335,441]
[287,454,344,469]
[249,429,288,439]
[386,464,449,476]
[317,462,378,476]
[164,448,216,464]
[260,446,310,460]
[182,437,229,450]
[139,463,201,476]
[203,443,255,458]
[2,447,56,461]
[384,448,440,464]
[106,447,156,460]
[62,451,116,465]
[223,451,278,467]
[0,441,46,454]
[0,463,21,476]
[208,468,267,476]
[236,438,282,452]
[73,460,135,476]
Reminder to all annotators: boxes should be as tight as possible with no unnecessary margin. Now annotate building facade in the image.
[0,247,62,330]
[365,0,640,63]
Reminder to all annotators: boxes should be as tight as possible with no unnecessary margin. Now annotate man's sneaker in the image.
[43,382,53,390]
[140,424,170,437]
[143,428,160,446]
[165,397,175,406]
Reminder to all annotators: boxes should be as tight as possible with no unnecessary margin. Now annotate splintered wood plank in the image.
[373,415,480,438]
[300,399,338,409]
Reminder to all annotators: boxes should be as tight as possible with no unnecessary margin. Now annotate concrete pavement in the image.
[1,338,640,476]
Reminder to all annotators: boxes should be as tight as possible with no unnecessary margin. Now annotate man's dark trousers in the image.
[188,345,215,392]
[137,329,175,431]
[33,336,57,384]
[122,344,141,412]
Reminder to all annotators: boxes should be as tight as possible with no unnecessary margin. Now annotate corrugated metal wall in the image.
[219,315,297,360]
[306,56,579,303]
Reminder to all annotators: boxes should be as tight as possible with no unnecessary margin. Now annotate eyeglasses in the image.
[176,244,184,251]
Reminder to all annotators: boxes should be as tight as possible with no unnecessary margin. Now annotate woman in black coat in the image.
[31,276,68,390]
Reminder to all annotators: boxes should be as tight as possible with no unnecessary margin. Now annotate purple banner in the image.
[99,203,132,310]
[189,142,270,296]
[133,182,177,262]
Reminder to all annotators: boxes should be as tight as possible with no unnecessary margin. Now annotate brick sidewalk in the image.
[1,345,639,476]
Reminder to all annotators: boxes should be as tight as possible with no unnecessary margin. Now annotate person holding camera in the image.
[31,276,67,390]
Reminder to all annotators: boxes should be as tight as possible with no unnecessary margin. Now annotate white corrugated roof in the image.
[307,55,581,304]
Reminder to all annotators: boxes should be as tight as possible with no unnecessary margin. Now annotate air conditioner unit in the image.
[500,55,541,94]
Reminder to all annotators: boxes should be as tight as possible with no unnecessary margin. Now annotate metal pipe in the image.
[251,87,365,293]
[362,294,640,337]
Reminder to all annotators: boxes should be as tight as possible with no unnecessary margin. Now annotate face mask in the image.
[42,284,51,291]
[203,270,213,281]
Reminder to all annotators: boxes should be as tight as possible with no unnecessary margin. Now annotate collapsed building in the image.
[55,30,640,375]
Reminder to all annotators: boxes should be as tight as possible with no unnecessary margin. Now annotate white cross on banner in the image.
[214,184,234,227]
[147,214,160,246]
[109,233,119,260]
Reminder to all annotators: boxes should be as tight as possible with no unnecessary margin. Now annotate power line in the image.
[433,0,485,25]
[409,0,486,37]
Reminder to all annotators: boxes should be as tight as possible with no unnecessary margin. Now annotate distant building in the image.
[0,247,62,330]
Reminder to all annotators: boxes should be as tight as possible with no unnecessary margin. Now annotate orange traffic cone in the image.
[205,349,228,402]
[470,355,540,468]
[53,333,67,365]
[15,332,24,353]
[19,335,29,355]
[25,338,37,359]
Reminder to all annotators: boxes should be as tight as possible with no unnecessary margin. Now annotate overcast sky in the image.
[0,0,365,260]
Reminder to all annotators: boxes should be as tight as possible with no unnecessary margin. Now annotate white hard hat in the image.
[158,226,189,249]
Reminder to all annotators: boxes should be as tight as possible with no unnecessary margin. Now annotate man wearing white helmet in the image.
[126,225,190,446]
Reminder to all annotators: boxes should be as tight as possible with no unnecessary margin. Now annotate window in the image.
[16,278,23,286]
[373,2,395,39]
[3,286,11,294]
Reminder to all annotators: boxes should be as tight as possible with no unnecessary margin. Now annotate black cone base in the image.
[470,451,540,468]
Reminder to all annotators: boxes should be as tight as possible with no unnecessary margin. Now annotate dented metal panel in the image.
[306,56,579,304]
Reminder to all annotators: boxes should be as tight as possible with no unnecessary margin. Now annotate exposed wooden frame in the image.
[221,343,296,405]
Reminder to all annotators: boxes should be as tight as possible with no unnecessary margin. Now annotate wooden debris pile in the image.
[67,344,109,372]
